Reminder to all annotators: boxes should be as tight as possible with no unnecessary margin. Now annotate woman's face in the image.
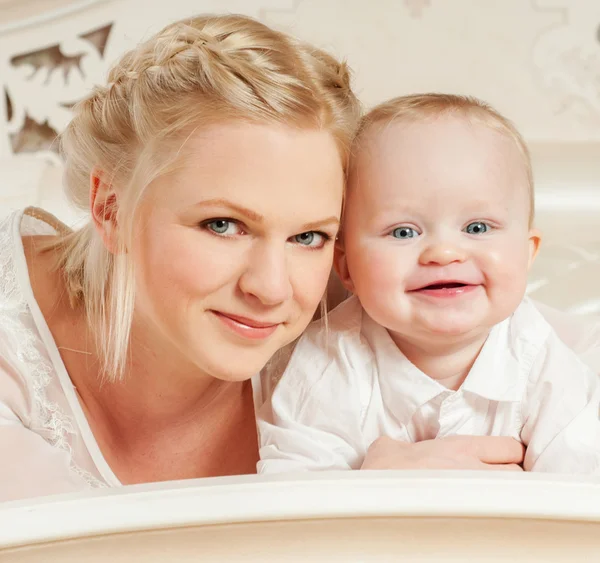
[131,122,344,381]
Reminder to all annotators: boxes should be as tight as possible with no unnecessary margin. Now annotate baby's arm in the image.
[522,331,600,474]
[257,324,368,474]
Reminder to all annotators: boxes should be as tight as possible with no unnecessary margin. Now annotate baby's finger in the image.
[460,436,525,464]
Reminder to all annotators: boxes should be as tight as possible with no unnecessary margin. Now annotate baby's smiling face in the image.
[336,114,541,349]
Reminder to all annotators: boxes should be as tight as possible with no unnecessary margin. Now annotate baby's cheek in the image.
[352,249,412,321]
[481,244,531,302]
[357,246,411,287]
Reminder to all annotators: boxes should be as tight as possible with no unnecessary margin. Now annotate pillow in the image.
[527,144,600,314]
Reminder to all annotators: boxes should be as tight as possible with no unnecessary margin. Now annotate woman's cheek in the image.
[170,231,251,289]
[294,249,335,309]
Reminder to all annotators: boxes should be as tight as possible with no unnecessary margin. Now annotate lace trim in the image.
[0,211,105,489]
[0,214,23,316]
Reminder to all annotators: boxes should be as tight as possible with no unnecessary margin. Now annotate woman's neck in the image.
[61,319,259,482]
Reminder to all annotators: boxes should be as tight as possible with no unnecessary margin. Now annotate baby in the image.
[257,93,600,474]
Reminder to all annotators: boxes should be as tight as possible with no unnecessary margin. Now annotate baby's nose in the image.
[418,242,467,266]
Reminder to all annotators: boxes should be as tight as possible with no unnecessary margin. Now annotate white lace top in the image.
[0,209,268,503]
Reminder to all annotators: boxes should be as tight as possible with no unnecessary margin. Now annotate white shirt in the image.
[0,209,268,503]
[258,296,600,474]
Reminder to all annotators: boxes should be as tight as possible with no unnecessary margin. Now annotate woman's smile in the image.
[210,310,282,340]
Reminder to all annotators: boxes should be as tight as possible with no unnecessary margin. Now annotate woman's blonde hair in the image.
[53,13,361,381]
[353,93,534,223]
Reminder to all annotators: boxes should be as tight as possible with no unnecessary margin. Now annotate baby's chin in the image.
[393,313,499,344]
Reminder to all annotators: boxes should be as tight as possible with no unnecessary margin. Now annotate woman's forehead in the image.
[147,122,345,223]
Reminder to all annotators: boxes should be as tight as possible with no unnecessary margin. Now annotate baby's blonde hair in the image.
[53,13,361,381]
[353,93,534,224]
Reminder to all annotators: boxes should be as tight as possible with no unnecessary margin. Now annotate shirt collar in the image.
[460,317,523,402]
[361,313,449,427]
[462,300,549,402]
[361,308,535,426]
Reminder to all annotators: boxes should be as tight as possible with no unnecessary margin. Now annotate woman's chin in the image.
[197,345,276,382]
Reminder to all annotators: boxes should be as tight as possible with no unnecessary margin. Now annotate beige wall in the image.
[258,0,600,143]
[3,0,600,147]
[96,0,600,143]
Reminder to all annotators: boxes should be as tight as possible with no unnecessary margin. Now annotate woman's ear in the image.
[333,239,355,294]
[90,167,119,253]
[527,227,542,269]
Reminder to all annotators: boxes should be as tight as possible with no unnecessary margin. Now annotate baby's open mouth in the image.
[419,282,468,290]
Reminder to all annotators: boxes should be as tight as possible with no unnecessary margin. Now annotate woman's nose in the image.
[238,242,293,306]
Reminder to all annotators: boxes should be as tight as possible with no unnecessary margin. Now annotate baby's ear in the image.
[333,238,355,293]
[527,227,542,268]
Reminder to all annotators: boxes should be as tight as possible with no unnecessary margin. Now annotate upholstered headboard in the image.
[1,0,599,313]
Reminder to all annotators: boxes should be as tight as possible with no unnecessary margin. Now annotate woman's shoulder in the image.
[0,210,25,306]
[0,208,69,432]
[0,210,35,416]
[0,207,62,303]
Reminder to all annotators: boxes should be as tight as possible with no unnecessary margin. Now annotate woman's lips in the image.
[211,311,280,340]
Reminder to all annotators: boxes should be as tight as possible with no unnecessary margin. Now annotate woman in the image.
[0,13,581,503]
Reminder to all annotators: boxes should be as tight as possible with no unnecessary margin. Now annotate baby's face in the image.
[338,115,540,347]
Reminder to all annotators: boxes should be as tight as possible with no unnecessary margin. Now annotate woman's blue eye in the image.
[205,219,240,236]
[464,222,489,235]
[294,231,326,247]
[391,227,418,239]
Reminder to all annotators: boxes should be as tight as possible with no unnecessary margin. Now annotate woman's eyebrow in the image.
[193,198,264,222]
[194,199,339,231]
[300,217,340,231]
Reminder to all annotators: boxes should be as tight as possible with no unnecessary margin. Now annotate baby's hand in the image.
[361,435,525,471]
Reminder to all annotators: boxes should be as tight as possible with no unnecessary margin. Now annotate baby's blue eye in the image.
[391,227,418,239]
[464,222,489,235]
